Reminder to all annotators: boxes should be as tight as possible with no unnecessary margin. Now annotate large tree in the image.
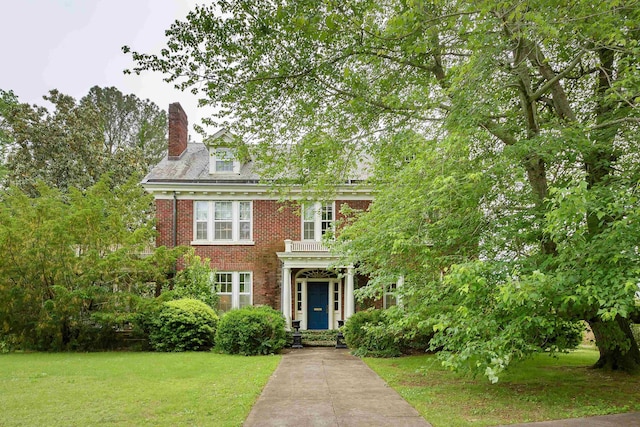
[127,0,640,377]
[0,89,18,180]
[81,86,167,169]
[0,87,166,194]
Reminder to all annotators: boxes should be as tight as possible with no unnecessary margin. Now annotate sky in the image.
[1,0,213,136]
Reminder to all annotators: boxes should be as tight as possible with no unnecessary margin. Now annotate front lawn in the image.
[365,347,640,426]
[0,352,280,426]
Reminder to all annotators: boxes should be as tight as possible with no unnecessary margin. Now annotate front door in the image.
[307,282,329,330]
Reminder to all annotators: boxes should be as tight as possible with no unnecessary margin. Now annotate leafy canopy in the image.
[0,87,167,194]
[128,0,640,378]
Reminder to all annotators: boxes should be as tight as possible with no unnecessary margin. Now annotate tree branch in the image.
[531,49,587,101]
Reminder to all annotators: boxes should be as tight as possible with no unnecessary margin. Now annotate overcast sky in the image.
[1,0,213,136]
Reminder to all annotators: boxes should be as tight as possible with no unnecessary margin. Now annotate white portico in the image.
[277,239,355,330]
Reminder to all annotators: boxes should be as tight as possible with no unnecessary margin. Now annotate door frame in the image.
[294,273,342,330]
[306,281,329,330]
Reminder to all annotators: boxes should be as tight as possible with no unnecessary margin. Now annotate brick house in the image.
[142,103,377,330]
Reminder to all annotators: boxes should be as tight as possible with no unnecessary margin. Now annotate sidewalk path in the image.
[243,347,431,427]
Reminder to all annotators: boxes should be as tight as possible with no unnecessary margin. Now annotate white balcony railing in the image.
[284,239,329,253]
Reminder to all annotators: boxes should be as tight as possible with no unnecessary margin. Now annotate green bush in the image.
[170,249,218,309]
[215,306,286,355]
[343,309,386,350]
[343,307,434,357]
[148,298,218,352]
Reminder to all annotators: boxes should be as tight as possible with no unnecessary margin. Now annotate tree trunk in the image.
[588,315,640,373]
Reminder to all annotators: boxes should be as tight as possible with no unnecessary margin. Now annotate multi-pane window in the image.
[302,202,334,241]
[217,272,233,312]
[238,273,251,308]
[296,283,302,311]
[193,201,252,243]
[215,271,252,313]
[239,202,251,240]
[333,282,339,311]
[302,205,316,240]
[215,148,234,172]
[214,201,233,240]
[384,283,397,309]
[195,202,209,240]
[321,205,333,236]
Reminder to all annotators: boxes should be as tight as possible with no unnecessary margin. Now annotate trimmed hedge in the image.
[215,306,287,355]
[148,298,218,352]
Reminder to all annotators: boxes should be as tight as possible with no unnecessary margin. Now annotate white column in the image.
[345,266,355,320]
[282,267,292,328]
[329,281,334,330]
[396,276,404,309]
[301,280,308,330]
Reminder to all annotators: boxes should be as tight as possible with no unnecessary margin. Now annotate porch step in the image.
[288,330,341,347]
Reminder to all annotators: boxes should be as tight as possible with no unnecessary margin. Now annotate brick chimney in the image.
[168,102,188,159]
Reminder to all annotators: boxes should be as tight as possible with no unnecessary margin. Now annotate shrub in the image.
[343,309,386,350]
[148,298,218,352]
[170,249,218,309]
[343,307,434,357]
[215,306,287,355]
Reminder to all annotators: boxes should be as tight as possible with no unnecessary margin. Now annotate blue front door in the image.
[307,282,329,330]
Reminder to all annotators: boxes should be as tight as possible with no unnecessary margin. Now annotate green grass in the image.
[0,352,280,426]
[365,346,640,427]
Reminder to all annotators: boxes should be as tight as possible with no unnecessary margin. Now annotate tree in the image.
[0,87,166,194]
[127,1,640,377]
[0,176,183,351]
[81,86,167,171]
[0,89,18,181]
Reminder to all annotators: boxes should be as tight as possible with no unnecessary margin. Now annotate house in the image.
[142,103,380,330]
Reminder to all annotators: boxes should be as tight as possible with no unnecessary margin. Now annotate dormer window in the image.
[210,147,240,174]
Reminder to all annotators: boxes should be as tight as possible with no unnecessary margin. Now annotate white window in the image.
[215,271,252,312]
[211,148,240,174]
[193,201,253,243]
[384,283,397,309]
[302,202,334,241]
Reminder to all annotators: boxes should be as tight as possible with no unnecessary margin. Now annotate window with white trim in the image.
[384,283,397,309]
[193,201,253,243]
[211,148,240,174]
[215,271,252,312]
[302,202,334,241]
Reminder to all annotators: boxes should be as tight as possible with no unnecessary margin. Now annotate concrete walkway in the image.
[244,347,640,427]
[243,347,431,426]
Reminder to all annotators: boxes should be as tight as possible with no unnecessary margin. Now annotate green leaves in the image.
[0,177,182,351]
[128,0,640,377]
[0,87,167,194]
[170,249,218,309]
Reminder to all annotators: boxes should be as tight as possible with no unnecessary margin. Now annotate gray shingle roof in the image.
[142,143,260,183]
[143,142,371,184]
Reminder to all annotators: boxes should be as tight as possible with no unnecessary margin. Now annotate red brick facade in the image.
[146,103,376,326]
[155,198,371,312]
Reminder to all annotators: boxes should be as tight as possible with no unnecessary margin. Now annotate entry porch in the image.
[276,240,356,330]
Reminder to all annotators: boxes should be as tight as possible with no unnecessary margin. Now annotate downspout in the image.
[168,191,178,290]
[172,191,178,248]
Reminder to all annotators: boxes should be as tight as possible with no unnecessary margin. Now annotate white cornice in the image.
[142,182,374,200]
